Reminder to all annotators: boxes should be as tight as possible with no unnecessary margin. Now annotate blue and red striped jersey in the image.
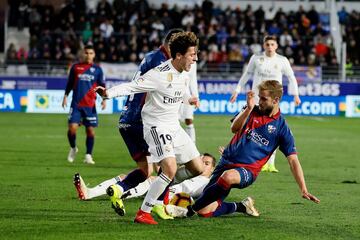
[119,46,170,124]
[65,63,105,108]
[221,106,297,177]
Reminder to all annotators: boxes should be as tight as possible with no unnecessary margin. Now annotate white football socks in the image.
[185,123,196,142]
[141,173,171,213]
[87,177,119,199]
[124,178,153,199]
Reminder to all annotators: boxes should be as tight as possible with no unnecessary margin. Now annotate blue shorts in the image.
[119,122,149,162]
[68,107,98,127]
[205,164,255,194]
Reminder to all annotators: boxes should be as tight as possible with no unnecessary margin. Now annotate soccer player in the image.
[179,62,198,142]
[168,81,320,219]
[82,29,186,219]
[72,153,216,201]
[229,35,301,173]
[95,32,204,225]
[62,45,106,164]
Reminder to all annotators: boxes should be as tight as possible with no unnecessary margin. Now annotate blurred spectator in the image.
[181,10,195,27]
[96,0,112,20]
[9,1,345,69]
[6,43,18,64]
[82,22,93,43]
[17,1,29,30]
[99,18,114,40]
[307,5,319,26]
[314,35,329,58]
[16,47,28,63]
[338,7,349,25]
[279,30,293,47]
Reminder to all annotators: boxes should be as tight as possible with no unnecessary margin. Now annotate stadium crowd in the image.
[5,0,360,70]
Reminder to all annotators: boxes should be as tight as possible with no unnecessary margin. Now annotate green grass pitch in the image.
[0,113,359,240]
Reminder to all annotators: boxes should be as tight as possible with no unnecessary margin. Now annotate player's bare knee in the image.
[68,125,77,133]
[186,157,204,176]
[197,201,218,215]
[220,170,239,185]
[160,158,177,179]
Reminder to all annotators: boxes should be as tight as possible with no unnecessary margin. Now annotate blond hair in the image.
[258,80,283,99]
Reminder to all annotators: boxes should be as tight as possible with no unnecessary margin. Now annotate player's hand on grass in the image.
[229,91,238,103]
[189,97,200,108]
[302,191,320,204]
[94,86,108,98]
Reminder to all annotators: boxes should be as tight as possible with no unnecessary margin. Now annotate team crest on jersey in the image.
[268,124,276,133]
[274,64,278,69]
[134,77,145,85]
[259,57,264,63]
[167,73,173,82]
[90,67,95,72]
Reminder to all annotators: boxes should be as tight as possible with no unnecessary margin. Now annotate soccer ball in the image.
[169,192,194,208]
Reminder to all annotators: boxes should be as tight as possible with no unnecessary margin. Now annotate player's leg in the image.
[109,126,151,197]
[86,175,124,199]
[135,127,177,224]
[208,167,258,217]
[84,126,95,164]
[188,168,237,215]
[122,177,154,199]
[165,166,228,218]
[136,157,177,224]
[173,128,203,183]
[107,125,151,216]
[67,107,80,162]
[82,107,98,164]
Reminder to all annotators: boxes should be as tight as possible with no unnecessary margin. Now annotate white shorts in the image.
[144,126,200,164]
[179,103,195,121]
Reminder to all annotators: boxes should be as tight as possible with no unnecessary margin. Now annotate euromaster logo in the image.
[35,94,49,109]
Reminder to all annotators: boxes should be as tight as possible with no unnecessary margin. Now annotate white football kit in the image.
[235,52,299,102]
[106,59,200,163]
[179,63,198,121]
[169,175,209,199]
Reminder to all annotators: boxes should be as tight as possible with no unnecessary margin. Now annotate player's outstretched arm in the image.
[229,91,238,103]
[94,86,108,98]
[287,154,320,204]
[231,91,255,133]
[62,95,67,109]
[101,99,106,110]
[294,95,301,106]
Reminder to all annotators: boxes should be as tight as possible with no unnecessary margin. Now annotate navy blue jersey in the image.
[119,46,170,124]
[65,63,105,108]
[221,106,297,177]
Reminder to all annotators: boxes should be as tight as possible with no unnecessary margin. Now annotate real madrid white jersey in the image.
[169,175,209,198]
[235,53,299,97]
[107,59,192,130]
